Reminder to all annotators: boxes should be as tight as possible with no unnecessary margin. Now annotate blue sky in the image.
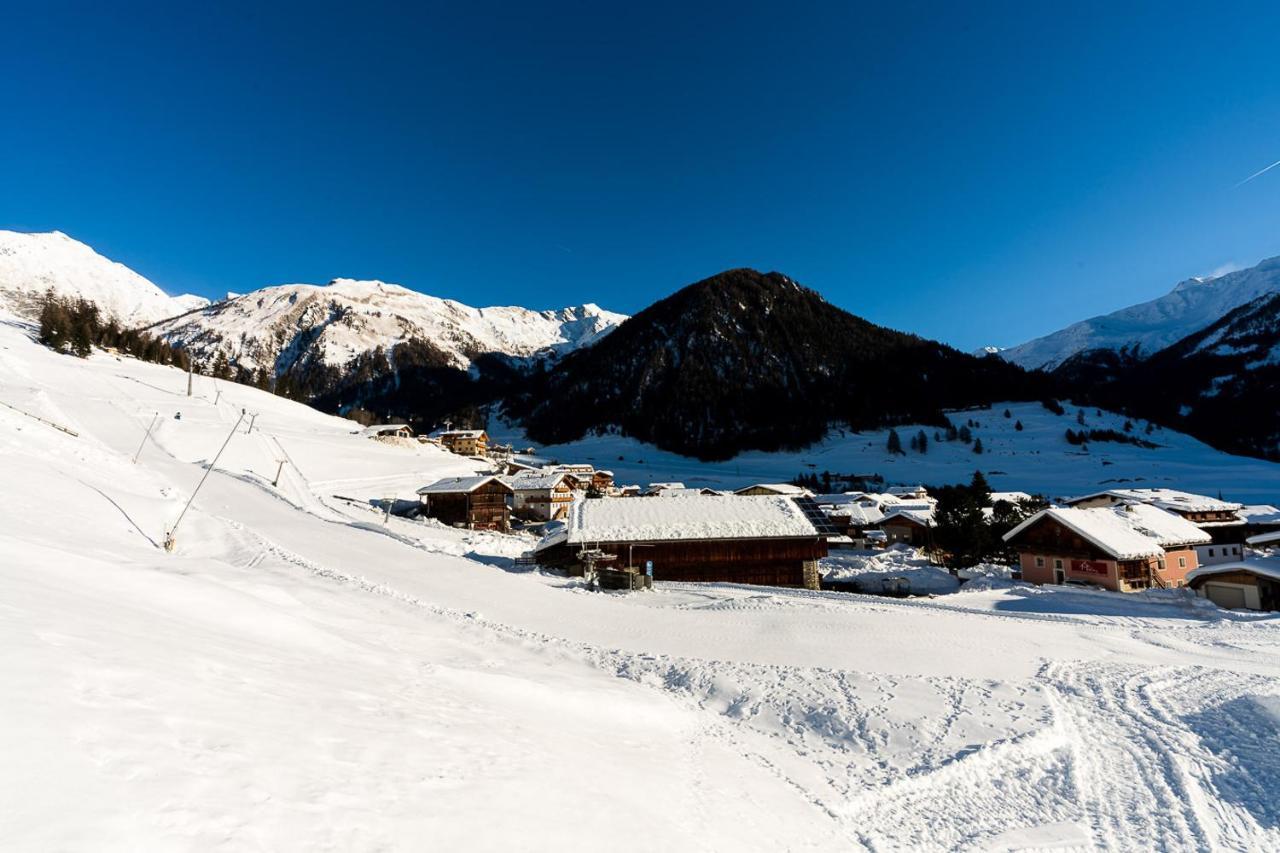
[3,1,1280,350]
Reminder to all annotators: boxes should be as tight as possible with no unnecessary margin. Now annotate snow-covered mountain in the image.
[0,230,207,325]
[149,278,626,375]
[1003,256,1280,370]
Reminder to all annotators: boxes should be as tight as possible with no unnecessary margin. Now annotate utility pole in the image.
[164,412,244,552]
[133,412,160,464]
[186,356,193,397]
[383,495,394,524]
[247,413,258,434]
[272,459,285,487]
[214,390,222,407]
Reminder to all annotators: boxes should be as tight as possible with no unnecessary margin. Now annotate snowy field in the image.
[5,312,1280,850]
[490,403,1280,503]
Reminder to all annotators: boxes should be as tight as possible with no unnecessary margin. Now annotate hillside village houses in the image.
[508,470,576,522]
[1003,503,1210,591]
[408,427,1280,606]
[439,428,489,457]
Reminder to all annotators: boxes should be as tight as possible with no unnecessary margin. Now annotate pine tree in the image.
[1077,409,1086,425]
[972,437,984,454]
[1014,420,1023,431]
[1003,408,1011,418]
[958,424,972,443]
[887,428,904,455]
[916,429,928,454]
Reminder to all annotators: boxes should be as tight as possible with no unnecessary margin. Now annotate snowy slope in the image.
[0,230,206,326]
[1003,256,1280,370]
[149,278,626,373]
[492,402,1280,502]
[7,313,1280,849]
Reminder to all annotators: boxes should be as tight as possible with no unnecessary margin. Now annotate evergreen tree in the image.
[887,428,904,455]
[958,424,972,443]
[1014,420,1023,431]
[1003,408,1011,418]
[972,437,984,454]
[916,429,928,454]
[1077,409,1086,425]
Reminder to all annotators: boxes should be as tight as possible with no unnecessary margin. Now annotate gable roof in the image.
[1248,530,1280,546]
[1003,507,1165,560]
[1240,505,1280,527]
[416,475,511,495]
[1187,555,1280,586]
[1110,503,1212,547]
[545,494,820,546]
[441,429,487,439]
[879,506,935,528]
[508,471,570,491]
[1065,488,1242,514]
[734,483,812,496]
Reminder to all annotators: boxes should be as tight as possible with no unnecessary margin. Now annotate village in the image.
[367,423,1280,612]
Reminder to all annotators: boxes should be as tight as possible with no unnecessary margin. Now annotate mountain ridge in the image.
[1003,256,1280,370]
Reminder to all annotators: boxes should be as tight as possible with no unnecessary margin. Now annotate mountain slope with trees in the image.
[506,268,1048,460]
[1058,291,1280,460]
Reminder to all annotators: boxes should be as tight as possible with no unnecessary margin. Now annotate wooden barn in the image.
[534,494,829,589]
[416,475,512,531]
[1003,504,1207,591]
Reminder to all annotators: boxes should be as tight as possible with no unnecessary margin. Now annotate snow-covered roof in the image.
[548,495,820,545]
[734,483,812,497]
[829,504,885,526]
[879,507,935,528]
[989,491,1033,505]
[1004,507,1165,560]
[441,429,487,439]
[360,423,411,436]
[1239,505,1280,526]
[1065,488,1242,514]
[507,471,570,491]
[1109,503,1211,547]
[416,475,510,495]
[1187,556,1280,585]
[1248,530,1280,546]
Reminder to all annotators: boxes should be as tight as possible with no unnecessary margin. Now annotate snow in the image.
[493,401,1280,504]
[7,311,1280,849]
[1107,502,1213,547]
[822,546,961,595]
[1187,556,1280,585]
[416,475,508,494]
[1002,255,1280,369]
[0,230,204,326]
[552,494,819,545]
[1067,487,1243,513]
[150,277,628,374]
[1005,507,1167,560]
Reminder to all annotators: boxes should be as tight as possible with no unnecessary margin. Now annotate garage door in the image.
[1204,583,1247,610]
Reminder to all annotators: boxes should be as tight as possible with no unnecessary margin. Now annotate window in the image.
[1054,559,1063,570]
[1179,556,1187,568]
[1035,556,1045,568]
[1233,546,1241,555]
[1208,548,1215,557]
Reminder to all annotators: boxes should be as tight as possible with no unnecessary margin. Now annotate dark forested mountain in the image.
[1058,292,1280,460]
[505,268,1047,460]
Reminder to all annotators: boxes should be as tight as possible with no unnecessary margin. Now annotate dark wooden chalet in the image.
[534,494,828,589]
[416,475,512,532]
